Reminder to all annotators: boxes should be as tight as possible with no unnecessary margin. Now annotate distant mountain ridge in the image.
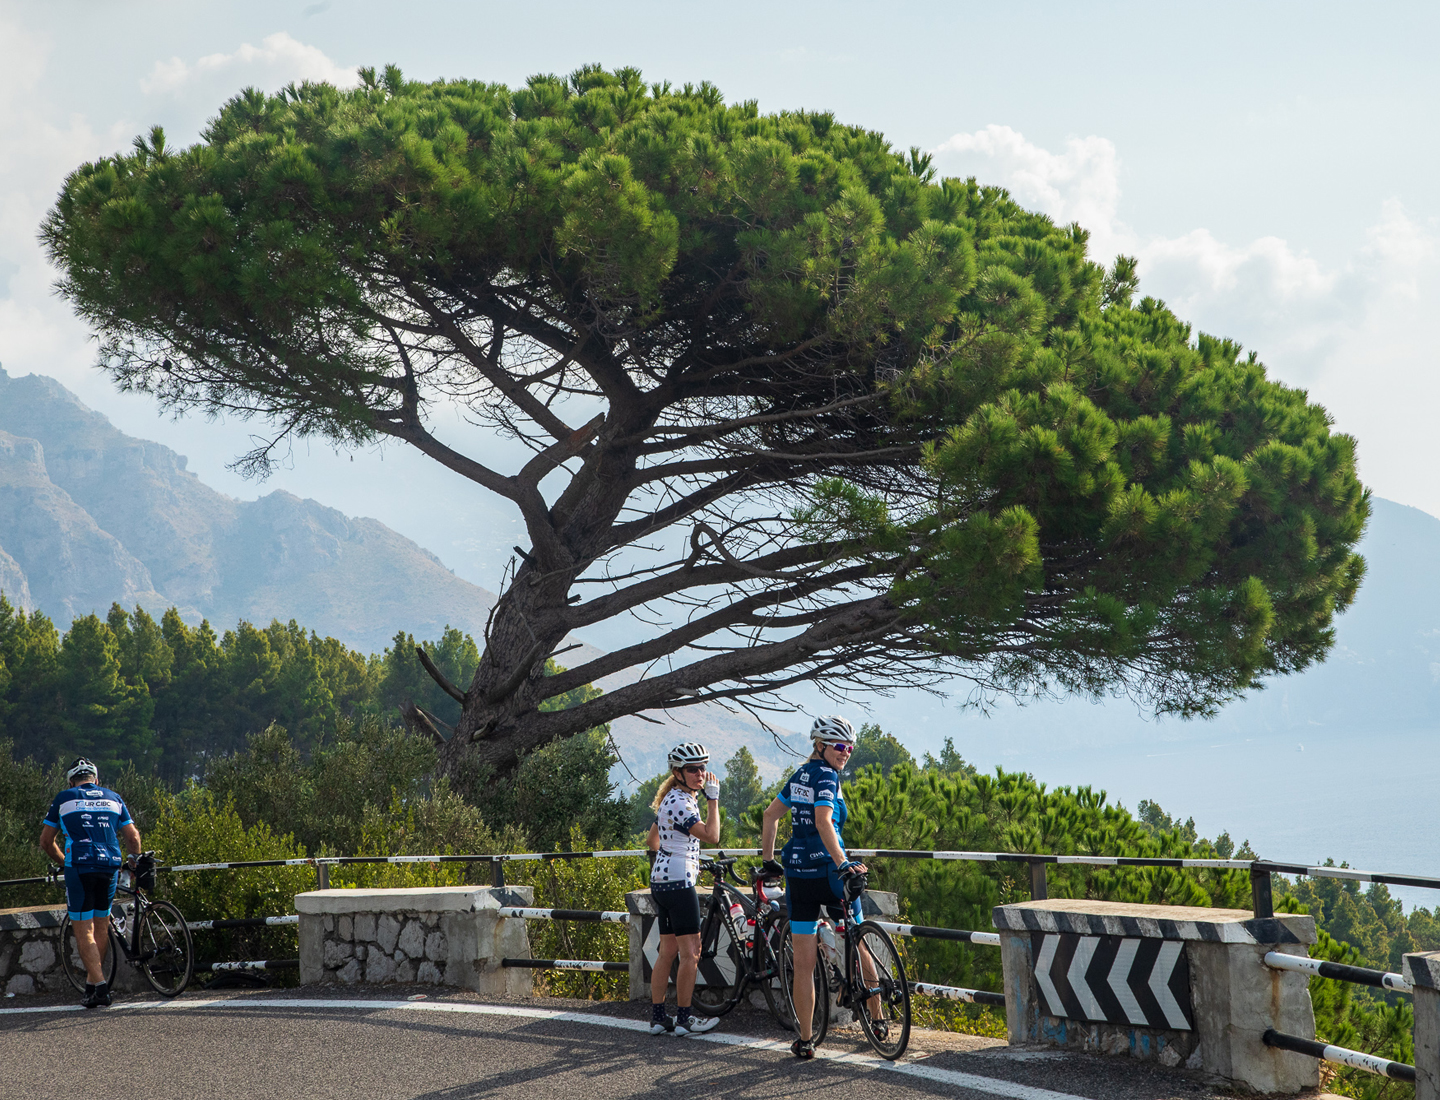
[0,368,803,782]
[0,368,501,653]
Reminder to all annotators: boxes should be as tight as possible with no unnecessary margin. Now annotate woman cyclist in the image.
[760,715,868,1059]
[644,741,722,1037]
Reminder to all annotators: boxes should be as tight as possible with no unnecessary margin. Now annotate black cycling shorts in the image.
[651,884,702,937]
[64,868,117,921]
[785,873,863,934]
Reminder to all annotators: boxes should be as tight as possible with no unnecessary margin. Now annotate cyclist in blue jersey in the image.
[760,716,869,1059]
[38,758,141,1007]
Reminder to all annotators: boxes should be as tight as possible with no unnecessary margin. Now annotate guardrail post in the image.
[491,859,505,888]
[1250,863,1273,918]
[1029,860,1047,901]
[316,863,329,891]
[1404,952,1440,1099]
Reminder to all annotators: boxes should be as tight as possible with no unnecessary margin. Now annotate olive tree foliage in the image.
[43,64,1368,783]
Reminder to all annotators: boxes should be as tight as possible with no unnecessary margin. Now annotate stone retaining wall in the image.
[316,910,452,984]
[297,885,534,995]
[1,904,140,996]
[0,907,65,995]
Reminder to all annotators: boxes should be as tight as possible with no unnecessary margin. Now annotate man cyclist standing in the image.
[38,758,141,1007]
[760,716,868,1059]
[644,741,722,1037]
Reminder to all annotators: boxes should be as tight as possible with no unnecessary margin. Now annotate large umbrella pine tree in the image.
[43,65,1368,784]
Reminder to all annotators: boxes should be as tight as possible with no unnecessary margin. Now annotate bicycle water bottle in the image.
[818,920,838,963]
[728,897,746,927]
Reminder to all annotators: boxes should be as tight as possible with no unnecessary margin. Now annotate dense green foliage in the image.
[41,64,1368,785]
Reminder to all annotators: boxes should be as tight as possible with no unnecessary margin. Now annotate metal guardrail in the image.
[1263,1028,1416,1082]
[14,848,1439,921]
[197,959,299,973]
[497,907,629,923]
[874,921,1000,946]
[502,958,628,973]
[1263,950,1413,994]
[187,915,299,932]
[912,981,1007,1006]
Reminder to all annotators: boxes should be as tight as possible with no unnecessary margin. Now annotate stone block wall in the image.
[1,908,64,995]
[297,885,534,995]
[1,905,140,996]
[314,910,452,985]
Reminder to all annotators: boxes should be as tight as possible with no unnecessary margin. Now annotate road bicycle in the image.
[685,855,801,1027]
[781,886,911,1059]
[57,852,195,997]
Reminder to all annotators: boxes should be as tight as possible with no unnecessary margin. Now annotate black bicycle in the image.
[782,886,911,1059]
[58,853,194,997]
[687,856,798,1027]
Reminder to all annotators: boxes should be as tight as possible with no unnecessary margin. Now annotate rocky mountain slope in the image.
[0,368,500,653]
[0,369,800,780]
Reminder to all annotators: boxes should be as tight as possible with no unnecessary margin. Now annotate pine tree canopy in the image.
[42,64,1368,780]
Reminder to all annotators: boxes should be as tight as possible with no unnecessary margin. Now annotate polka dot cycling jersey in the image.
[650,786,702,890]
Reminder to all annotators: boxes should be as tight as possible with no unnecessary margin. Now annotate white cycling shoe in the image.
[674,1015,718,1036]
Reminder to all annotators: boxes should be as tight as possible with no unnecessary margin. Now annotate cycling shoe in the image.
[791,1037,816,1060]
[675,1015,718,1036]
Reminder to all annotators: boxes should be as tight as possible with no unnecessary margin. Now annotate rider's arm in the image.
[646,822,659,852]
[687,772,722,844]
[119,823,141,858]
[38,824,64,865]
[760,797,787,861]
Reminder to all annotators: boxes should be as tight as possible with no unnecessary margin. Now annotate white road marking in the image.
[0,996,1100,1099]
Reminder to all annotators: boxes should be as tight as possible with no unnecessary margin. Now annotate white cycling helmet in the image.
[67,757,98,784]
[810,715,857,745]
[667,741,709,769]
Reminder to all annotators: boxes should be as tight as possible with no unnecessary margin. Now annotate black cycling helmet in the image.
[66,757,98,784]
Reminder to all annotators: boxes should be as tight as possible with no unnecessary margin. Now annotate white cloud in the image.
[935,125,1123,253]
[141,32,360,96]
[930,123,1440,519]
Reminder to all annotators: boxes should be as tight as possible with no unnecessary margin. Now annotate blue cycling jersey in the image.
[42,784,132,871]
[778,760,847,878]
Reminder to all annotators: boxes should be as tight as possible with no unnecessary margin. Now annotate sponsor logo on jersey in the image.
[789,783,815,804]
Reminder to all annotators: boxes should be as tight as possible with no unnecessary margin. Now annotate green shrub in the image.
[507,828,648,1000]
[148,786,312,976]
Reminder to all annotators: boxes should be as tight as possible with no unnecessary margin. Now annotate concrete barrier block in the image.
[298,885,533,992]
[1404,951,1440,1100]
[995,899,1317,1094]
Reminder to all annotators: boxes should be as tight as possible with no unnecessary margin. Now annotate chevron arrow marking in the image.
[1149,941,1190,1029]
[1034,933,1064,1016]
[1107,938,1147,1025]
[1067,934,1104,1020]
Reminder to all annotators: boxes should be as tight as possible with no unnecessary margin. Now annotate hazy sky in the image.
[3,0,1438,601]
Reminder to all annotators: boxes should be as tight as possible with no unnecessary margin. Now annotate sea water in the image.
[985,725,1440,912]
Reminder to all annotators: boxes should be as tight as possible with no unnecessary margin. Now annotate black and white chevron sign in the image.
[639,915,737,989]
[1031,932,1194,1031]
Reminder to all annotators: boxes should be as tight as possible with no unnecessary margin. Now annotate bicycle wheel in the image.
[780,920,829,1044]
[850,921,910,1060]
[138,900,194,996]
[57,915,118,994]
[691,889,751,1017]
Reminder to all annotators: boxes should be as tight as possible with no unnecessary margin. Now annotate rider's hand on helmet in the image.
[703,771,719,800]
[759,858,784,879]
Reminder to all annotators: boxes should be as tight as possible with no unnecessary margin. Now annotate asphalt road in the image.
[0,989,1293,1100]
